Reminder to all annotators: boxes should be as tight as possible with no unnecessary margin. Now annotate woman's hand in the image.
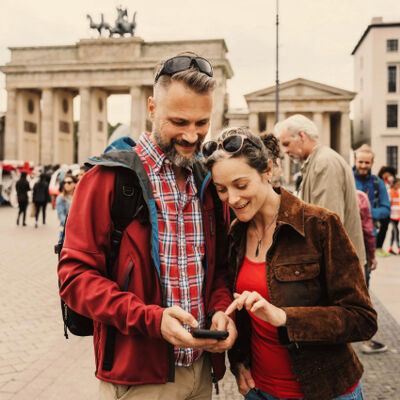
[235,363,255,395]
[225,291,287,327]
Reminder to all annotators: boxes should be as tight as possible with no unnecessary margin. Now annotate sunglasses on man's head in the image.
[64,180,74,184]
[154,56,213,84]
[201,134,262,158]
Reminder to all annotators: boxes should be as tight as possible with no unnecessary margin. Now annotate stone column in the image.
[340,111,351,163]
[210,84,226,138]
[313,112,323,140]
[278,112,286,123]
[40,88,54,165]
[322,113,331,147]
[249,112,259,134]
[4,89,17,160]
[266,113,276,133]
[78,87,91,164]
[130,86,142,141]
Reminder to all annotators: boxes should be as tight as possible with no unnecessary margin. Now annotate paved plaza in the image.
[0,204,399,399]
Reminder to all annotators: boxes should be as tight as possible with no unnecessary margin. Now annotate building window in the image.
[387,104,398,127]
[388,66,397,92]
[360,120,364,135]
[387,146,398,172]
[387,39,398,52]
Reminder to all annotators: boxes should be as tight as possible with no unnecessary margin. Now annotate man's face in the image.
[355,152,374,176]
[279,130,305,163]
[148,81,213,168]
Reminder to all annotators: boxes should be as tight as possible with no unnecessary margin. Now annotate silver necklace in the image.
[252,213,278,257]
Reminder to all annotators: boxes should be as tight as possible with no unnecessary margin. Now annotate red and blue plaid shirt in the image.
[135,132,205,367]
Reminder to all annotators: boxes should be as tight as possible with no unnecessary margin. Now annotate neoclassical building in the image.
[226,78,355,182]
[0,37,233,164]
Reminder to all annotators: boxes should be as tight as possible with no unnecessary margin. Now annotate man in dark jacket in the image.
[58,53,237,399]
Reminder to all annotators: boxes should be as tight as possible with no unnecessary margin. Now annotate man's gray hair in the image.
[153,51,216,94]
[274,114,320,141]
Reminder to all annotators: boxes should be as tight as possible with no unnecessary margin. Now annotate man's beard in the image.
[153,129,202,168]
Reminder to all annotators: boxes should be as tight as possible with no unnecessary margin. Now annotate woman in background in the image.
[56,174,76,241]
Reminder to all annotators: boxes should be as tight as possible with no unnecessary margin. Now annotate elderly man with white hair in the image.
[274,114,366,268]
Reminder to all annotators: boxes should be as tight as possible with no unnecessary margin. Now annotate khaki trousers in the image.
[99,355,213,400]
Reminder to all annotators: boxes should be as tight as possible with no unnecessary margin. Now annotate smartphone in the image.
[192,329,229,340]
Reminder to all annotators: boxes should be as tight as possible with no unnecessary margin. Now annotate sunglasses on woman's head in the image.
[64,180,74,184]
[201,134,262,158]
[154,56,213,84]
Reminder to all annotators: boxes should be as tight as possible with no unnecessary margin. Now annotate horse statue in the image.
[87,8,137,38]
[106,7,137,37]
[87,14,107,37]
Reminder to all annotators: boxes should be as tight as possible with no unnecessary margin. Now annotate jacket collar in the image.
[276,188,305,237]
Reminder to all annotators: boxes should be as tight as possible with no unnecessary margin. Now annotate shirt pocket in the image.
[272,262,322,307]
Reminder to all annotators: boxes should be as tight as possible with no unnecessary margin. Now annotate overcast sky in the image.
[0,0,399,124]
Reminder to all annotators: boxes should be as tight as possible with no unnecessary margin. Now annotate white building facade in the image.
[352,18,400,174]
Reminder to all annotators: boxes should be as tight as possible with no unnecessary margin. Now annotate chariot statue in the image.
[87,7,137,37]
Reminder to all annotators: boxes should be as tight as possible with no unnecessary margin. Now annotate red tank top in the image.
[236,256,357,398]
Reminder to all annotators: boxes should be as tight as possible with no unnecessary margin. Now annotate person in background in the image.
[33,173,51,228]
[353,145,391,258]
[75,165,89,182]
[16,171,30,227]
[274,114,366,268]
[388,178,400,255]
[56,174,76,242]
[260,133,283,188]
[376,166,397,254]
[203,127,377,400]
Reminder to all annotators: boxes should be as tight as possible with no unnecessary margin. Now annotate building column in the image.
[210,84,226,138]
[266,113,276,133]
[41,88,54,165]
[78,87,91,164]
[322,113,331,147]
[130,86,143,141]
[313,112,323,139]
[4,89,17,160]
[249,112,259,134]
[340,111,351,163]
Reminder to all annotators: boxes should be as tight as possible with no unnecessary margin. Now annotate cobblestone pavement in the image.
[0,205,399,399]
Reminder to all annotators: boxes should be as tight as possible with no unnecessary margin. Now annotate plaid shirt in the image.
[135,132,205,367]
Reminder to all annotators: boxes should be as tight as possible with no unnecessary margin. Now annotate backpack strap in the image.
[372,175,380,209]
[102,166,144,371]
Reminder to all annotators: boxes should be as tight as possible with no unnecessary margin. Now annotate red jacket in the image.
[58,151,231,385]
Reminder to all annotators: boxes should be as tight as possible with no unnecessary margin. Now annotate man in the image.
[274,114,366,267]
[58,53,237,400]
[353,144,391,257]
[353,146,390,354]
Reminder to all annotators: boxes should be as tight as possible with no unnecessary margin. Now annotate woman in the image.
[202,127,377,400]
[56,175,76,242]
[16,171,30,226]
[33,173,51,228]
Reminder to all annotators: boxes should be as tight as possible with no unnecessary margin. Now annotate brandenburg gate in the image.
[0,37,233,164]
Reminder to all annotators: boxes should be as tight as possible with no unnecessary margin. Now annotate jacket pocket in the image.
[272,262,321,306]
[274,262,320,282]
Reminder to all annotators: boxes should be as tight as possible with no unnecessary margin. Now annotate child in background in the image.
[388,178,400,255]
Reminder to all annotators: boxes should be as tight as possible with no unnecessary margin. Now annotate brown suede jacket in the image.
[227,188,377,400]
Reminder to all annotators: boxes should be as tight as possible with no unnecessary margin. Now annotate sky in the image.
[0,0,399,125]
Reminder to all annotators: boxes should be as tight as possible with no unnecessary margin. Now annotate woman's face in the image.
[211,156,271,222]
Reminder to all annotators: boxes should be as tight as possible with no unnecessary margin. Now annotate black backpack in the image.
[55,167,144,340]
